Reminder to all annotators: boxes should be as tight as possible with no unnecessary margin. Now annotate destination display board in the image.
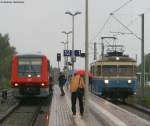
[63,50,81,57]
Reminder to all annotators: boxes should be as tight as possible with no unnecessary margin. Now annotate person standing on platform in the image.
[70,73,85,116]
[58,72,66,96]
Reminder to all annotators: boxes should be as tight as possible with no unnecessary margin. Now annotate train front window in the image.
[118,65,134,76]
[102,65,117,76]
[18,58,42,78]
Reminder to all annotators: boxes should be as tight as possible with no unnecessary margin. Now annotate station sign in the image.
[64,50,81,57]
[64,50,71,56]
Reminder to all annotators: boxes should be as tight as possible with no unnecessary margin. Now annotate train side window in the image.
[94,65,97,76]
[96,65,101,76]
[133,65,137,75]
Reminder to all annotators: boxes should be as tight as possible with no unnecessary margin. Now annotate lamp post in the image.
[85,0,90,123]
[62,31,72,65]
[62,31,72,84]
[65,11,82,73]
[60,41,67,68]
[141,13,145,100]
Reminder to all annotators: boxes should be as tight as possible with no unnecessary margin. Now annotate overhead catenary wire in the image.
[119,6,150,34]
[110,13,141,40]
[90,15,112,42]
[110,31,133,35]
[111,0,133,14]
[119,16,140,33]
[91,0,147,43]
[91,0,133,42]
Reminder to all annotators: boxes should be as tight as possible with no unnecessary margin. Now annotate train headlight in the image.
[28,74,31,78]
[41,83,45,87]
[104,80,109,84]
[128,80,132,84]
[116,57,120,60]
[37,75,40,78]
[14,83,18,87]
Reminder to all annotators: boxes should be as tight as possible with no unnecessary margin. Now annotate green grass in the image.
[135,87,150,108]
[143,97,150,108]
[0,77,11,89]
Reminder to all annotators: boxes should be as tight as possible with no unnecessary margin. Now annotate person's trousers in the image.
[60,86,65,95]
[71,92,84,114]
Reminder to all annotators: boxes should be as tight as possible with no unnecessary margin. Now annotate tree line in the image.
[138,53,150,81]
[0,33,16,89]
[138,54,150,71]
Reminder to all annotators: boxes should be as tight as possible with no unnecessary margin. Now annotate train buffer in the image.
[49,85,150,126]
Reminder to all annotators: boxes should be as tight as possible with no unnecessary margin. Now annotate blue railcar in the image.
[90,45,137,100]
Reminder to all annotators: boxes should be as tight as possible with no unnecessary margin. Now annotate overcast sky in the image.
[0,0,150,70]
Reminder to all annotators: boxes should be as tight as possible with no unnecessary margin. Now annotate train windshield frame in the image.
[102,65,117,76]
[18,57,42,78]
[118,65,135,76]
[101,65,135,77]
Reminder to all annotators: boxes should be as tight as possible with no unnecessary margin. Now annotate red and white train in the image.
[11,54,52,98]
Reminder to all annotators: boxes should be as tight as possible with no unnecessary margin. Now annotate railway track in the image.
[112,100,150,122]
[0,97,51,126]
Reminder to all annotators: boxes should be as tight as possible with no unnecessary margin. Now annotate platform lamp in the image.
[65,11,82,73]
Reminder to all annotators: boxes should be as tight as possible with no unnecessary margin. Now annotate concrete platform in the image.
[49,86,75,126]
[89,94,150,126]
[48,85,103,126]
[49,85,150,126]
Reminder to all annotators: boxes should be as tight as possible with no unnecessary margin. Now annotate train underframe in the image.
[102,87,134,101]
[90,81,137,101]
[12,85,52,99]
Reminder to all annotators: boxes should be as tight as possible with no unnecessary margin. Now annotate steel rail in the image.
[112,100,150,121]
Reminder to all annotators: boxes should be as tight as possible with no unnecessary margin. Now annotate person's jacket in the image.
[70,75,85,93]
[58,75,66,87]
